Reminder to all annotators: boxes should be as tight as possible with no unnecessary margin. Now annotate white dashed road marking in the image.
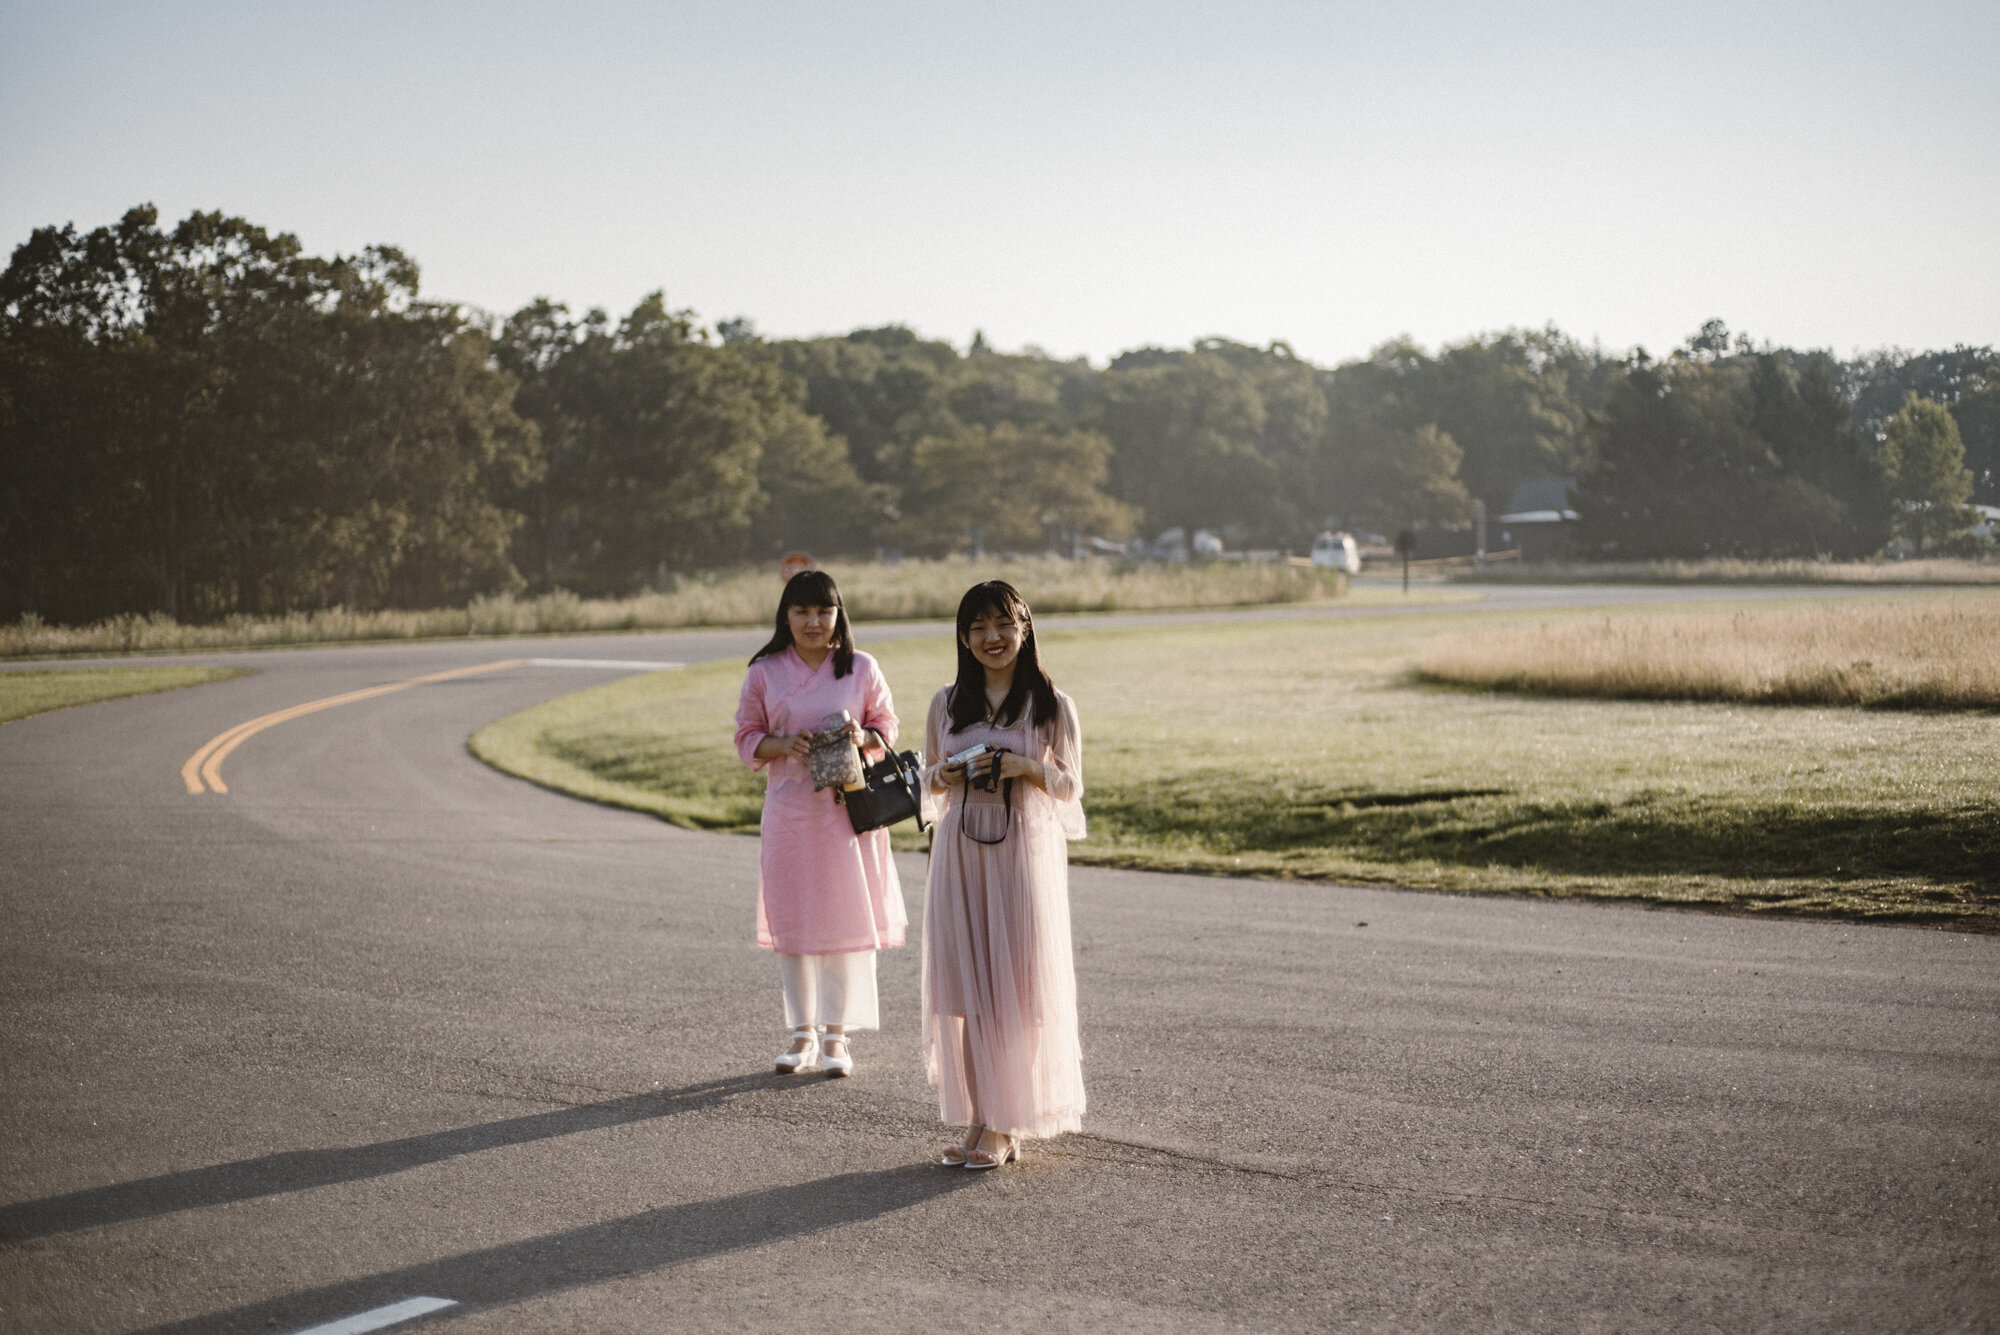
[283,1296,459,1335]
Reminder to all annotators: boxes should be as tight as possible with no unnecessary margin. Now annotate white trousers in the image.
[778,950,879,1030]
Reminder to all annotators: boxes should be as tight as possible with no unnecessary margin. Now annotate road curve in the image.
[2,586,1995,1333]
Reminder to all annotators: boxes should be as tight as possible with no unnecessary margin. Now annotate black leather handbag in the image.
[842,727,928,834]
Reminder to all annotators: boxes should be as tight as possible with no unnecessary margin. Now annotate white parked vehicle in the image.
[1310,530,1361,574]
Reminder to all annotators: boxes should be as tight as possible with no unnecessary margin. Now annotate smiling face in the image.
[962,607,1025,675]
[788,602,838,653]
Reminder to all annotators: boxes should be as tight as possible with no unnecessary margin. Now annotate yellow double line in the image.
[182,658,527,795]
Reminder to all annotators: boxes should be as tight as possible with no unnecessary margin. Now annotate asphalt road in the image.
[2,586,1995,1333]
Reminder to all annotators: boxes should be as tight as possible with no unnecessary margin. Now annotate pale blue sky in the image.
[4,1,1995,364]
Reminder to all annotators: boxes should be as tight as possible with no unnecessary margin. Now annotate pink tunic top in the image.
[918,685,1087,1140]
[734,648,906,955]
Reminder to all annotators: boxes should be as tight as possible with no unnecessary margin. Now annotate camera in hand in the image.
[947,742,1005,792]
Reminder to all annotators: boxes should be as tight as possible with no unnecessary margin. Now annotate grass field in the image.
[2,557,1346,658]
[1452,557,2000,585]
[1419,599,2000,708]
[471,597,2000,928]
[0,665,248,724]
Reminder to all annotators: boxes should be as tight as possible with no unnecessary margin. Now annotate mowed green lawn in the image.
[0,665,247,724]
[472,601,2000,928]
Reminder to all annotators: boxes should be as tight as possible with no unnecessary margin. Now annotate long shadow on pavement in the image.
[0,1074,777,1243]
[123,1163,974,1335]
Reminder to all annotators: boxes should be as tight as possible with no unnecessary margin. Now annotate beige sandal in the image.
[937,1126,982,1166]
[964,1133,1019,1170]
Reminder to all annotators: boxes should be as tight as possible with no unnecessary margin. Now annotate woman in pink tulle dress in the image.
[734,570,905,1078]
[921,580,1086,1169]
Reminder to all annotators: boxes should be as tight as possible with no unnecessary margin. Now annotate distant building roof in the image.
[1499,477,1578,524]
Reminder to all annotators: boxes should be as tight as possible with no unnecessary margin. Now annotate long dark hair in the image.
[948,580,1058,732]
[750,569,856,677]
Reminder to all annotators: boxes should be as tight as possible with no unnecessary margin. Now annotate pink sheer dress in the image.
[734,649,905,956]
[919,685,1087,1140]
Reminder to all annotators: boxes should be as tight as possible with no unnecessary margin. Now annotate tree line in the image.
[4,207,1995,623]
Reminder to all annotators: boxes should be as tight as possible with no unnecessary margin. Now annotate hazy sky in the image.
[4,1,1995,365]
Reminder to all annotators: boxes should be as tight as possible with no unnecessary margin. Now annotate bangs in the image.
[781,569,841,609]
[957,580,1030,633]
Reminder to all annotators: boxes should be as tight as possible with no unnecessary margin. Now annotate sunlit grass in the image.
[471,601,2000,927]
[1455,557,2000,585]
[0,665,248,724]
[2,557,1346,658]
[1418,597,2000,709]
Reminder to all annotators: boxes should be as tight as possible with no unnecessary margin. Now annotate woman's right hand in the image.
[942,751,1005,790]
[753,731,817,763]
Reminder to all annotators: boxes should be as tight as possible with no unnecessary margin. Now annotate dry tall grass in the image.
[1418,598,2000,709]
[2,556,1345,658]
[1454,557,2000,585]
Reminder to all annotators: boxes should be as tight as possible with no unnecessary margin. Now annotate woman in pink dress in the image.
[921,580,1086,1168]
[734,570,905,1077]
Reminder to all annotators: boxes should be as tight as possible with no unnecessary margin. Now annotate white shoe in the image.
[774,1026,819,1073]
[821,1031,854,1078]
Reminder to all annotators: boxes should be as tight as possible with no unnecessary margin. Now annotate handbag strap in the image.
[860,725,930,832]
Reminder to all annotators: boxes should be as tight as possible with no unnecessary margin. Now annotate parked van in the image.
[1310,530,1361,574]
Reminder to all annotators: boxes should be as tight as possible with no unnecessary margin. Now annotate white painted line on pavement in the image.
[529,657,684,670]
[283,1295,458,1335]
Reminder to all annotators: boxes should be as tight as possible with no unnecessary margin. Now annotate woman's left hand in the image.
[991,749,1047,789]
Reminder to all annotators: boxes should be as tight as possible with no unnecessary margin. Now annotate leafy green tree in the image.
[1096,342,1328,542]
[895,423,1134,557]
[946,345,1097,438]
[1575,327,1898,560]
[1950,375,2000,503]
[496,293,796,593]
[1374,423,1474,532]
[1571,354,1776,558]
[0,210,171,621]
[768,327,961,485]
[1414,328,1594,515]
[1,206,534,622]
[1876,394,1975,553]
[1191,339,1329,540]
[1317,328,1604,533]
[1844,346,2000,504]
[1744,351,1888,557]
[1321,340,1474,535]
[745,405,884,559]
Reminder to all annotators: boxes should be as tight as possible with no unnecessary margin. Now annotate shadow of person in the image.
[124,1163,976,1334]
[0,1073,786,1243]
